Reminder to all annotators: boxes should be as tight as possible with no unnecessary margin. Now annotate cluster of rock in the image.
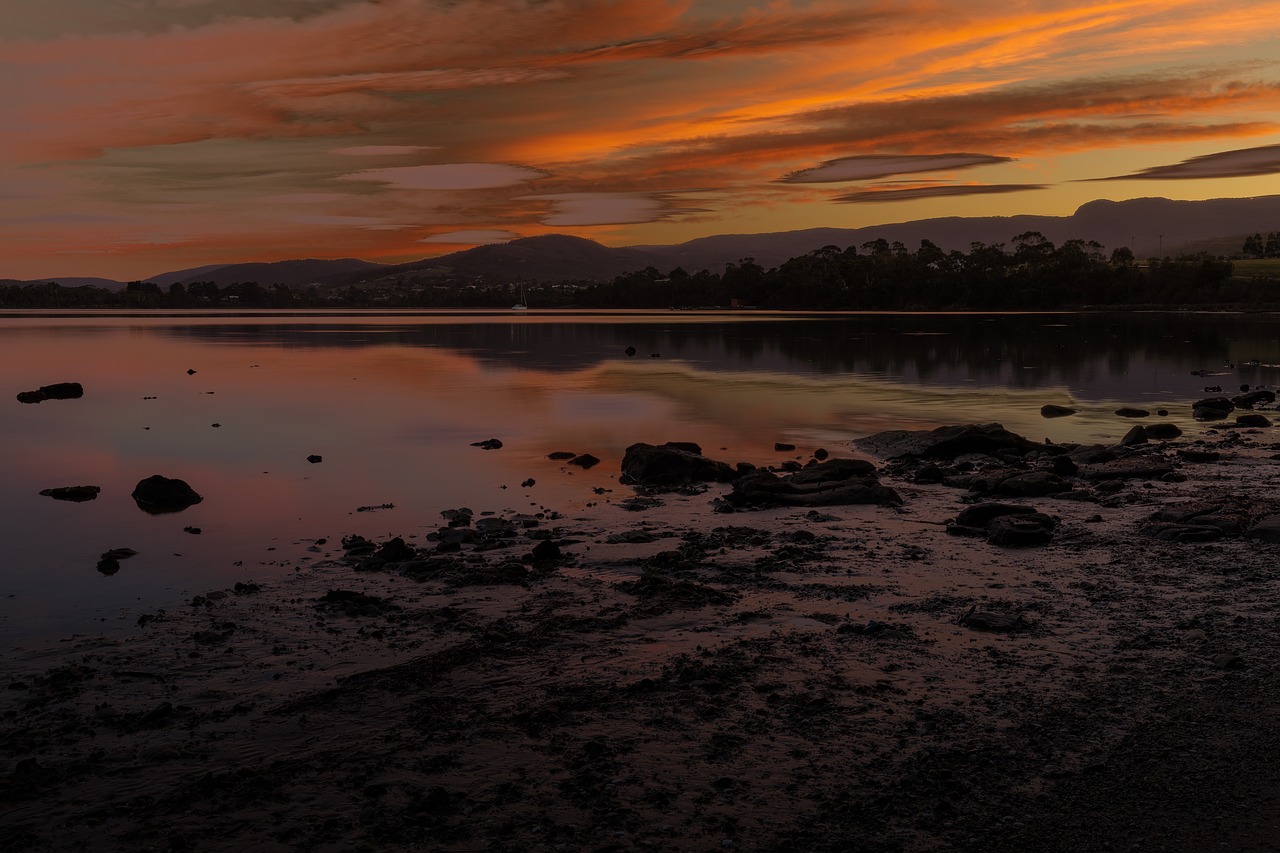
[1041,388,1274,427]
[853,419,1278,548]
[618,442,902,510]
[1141,499,1280,543]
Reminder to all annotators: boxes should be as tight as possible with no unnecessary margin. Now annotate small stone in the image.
[470,438,503,450]
[307,454,323,463]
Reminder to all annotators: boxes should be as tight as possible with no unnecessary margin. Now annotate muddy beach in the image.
[5,413,1280,852]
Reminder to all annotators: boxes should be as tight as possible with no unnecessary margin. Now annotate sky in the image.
[3,0,1280,281]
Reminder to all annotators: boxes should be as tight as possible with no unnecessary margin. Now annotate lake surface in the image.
[3,309,1279,644]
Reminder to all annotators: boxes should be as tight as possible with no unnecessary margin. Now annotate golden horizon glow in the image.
[3,0,1280,280]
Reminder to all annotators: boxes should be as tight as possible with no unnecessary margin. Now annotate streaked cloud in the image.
[1089,142,1280,180]
[419,229,520,245]
[337,163,549,191]
[781,154,1014,184]
[4,0,1280,278]
[834,184,1048,203]
[526,193,696,227]
[332,146,438,157]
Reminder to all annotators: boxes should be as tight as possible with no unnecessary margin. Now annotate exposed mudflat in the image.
[5,423,1280,852]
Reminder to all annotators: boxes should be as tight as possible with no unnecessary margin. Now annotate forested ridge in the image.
[2,232,1266,310]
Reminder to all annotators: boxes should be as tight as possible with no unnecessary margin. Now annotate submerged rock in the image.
[131,475,203,514]
[1040,404,1077,418]
[39,485,100,502]
[470,438,503,450]
[16,382,84,404]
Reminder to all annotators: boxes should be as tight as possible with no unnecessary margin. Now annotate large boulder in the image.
[131,475,203,514]
[723,458,901,509]
[620,442,738,489]
[855,423,1053,461]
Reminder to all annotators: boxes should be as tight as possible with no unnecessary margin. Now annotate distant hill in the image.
[149,258,386,288]
[635,196,1280,272]
[13,195,1280,288]
[347,234,662,287]
[0,276,127,291]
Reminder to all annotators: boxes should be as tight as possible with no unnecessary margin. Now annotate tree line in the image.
[2,232,1268,311]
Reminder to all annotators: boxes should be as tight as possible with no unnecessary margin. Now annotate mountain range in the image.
[7,195,1279,291]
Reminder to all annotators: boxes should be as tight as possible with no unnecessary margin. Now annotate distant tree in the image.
[1243,233,1265,257]
[1266,232,1280,258]
[1110,246,1135,266]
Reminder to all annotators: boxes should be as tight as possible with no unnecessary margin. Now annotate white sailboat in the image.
[512,285,528,310]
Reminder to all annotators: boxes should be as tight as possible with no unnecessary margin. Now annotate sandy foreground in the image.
[4,420,1280,853]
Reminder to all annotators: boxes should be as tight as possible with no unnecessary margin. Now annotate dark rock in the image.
[307,454,323,463]
[1040,404,1076,418]
[855,423,1047,461]
[96,556,121,575]
[1192,397,1235,421]
[1052,456,1078,476]
[569,453,600,469]
[186,369,197,375]
[1144,423,1183,440]
[131,475,203,514]
[1234,389,1276,408]
[373,537,416,562]
[1118,425,1148,447]
[1236,413,1273,428]
[183,526,202,534]
[440,508,474,527]
[914,463,946,483]
[994,471,1070,498]
[1247,514,1280,543]
[39,485,101,502]
[15,382,84,404]
[1115,407,1150,418]
[620,442,737,488]
[625,346,637,357]
[547,451,577,460]
[1177,449,1220,463]
[725,458,901,509]
[470,438,503,450]
[1144,523,1224,543]
[1070,445,1117,464]
[954,502,1039,528]
[530,540,561,561]
[813,448,829,460]
[774,442,796,452]
[986,514,1056,547]
[520,478,535,488]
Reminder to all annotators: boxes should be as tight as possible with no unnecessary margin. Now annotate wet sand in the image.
[5,423,1280,852]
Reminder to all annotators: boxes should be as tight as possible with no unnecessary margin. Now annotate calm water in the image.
[3,309,1279,643]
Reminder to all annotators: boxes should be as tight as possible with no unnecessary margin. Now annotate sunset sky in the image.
[4,0,1280,281]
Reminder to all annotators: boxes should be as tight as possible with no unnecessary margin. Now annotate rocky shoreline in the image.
[4,407,1280,852]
